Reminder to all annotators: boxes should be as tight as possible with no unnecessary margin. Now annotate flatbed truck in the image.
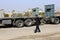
[0,4,60,28]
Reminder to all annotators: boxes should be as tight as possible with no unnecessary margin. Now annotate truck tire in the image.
[54,18,59,24]
[24,19,32,26]
[15,20,24,28]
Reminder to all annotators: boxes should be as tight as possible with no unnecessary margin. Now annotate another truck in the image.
[44,4,60,24]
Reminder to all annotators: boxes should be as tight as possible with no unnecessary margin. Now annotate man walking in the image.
[34,15,41,33]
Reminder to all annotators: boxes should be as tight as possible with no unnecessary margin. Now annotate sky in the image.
[0,0,60,12]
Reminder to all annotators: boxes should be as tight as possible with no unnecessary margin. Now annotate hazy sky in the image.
[0,0,60,12]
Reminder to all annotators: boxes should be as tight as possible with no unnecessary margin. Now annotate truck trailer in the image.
[0,7,44,28]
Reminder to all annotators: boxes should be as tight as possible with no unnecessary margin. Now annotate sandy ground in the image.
[0,24,60,40]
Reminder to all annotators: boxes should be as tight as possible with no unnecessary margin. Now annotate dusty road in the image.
[0,24,60,40]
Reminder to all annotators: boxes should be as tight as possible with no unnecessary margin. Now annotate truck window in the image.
[46,8,51,12]
[33,9,36,12]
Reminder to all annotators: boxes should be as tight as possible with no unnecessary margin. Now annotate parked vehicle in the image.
[0,4,60,28]
[44,4,60,24]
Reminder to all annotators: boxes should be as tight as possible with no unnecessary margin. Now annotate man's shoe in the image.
[38,31,41,32]
[34,32,37,33]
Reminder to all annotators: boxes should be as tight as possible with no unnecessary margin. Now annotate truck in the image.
[44,4,60,24]
[0,4,60,28]
[0,7,43,28]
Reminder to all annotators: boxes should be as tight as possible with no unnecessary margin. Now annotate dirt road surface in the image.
[0,24,60,40]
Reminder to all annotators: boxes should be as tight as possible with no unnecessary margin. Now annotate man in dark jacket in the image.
[34,15,41,33]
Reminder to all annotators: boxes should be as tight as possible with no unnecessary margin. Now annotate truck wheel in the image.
[54,18,59,24]
[15,20,24,28]
[24,19,32,26]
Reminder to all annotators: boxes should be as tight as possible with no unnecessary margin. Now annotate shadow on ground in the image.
[0,25,13,28]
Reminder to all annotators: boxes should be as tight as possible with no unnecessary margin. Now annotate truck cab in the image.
[45,4,60,24]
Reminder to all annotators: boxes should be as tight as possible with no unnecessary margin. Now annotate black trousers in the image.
[34,25,40,33]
